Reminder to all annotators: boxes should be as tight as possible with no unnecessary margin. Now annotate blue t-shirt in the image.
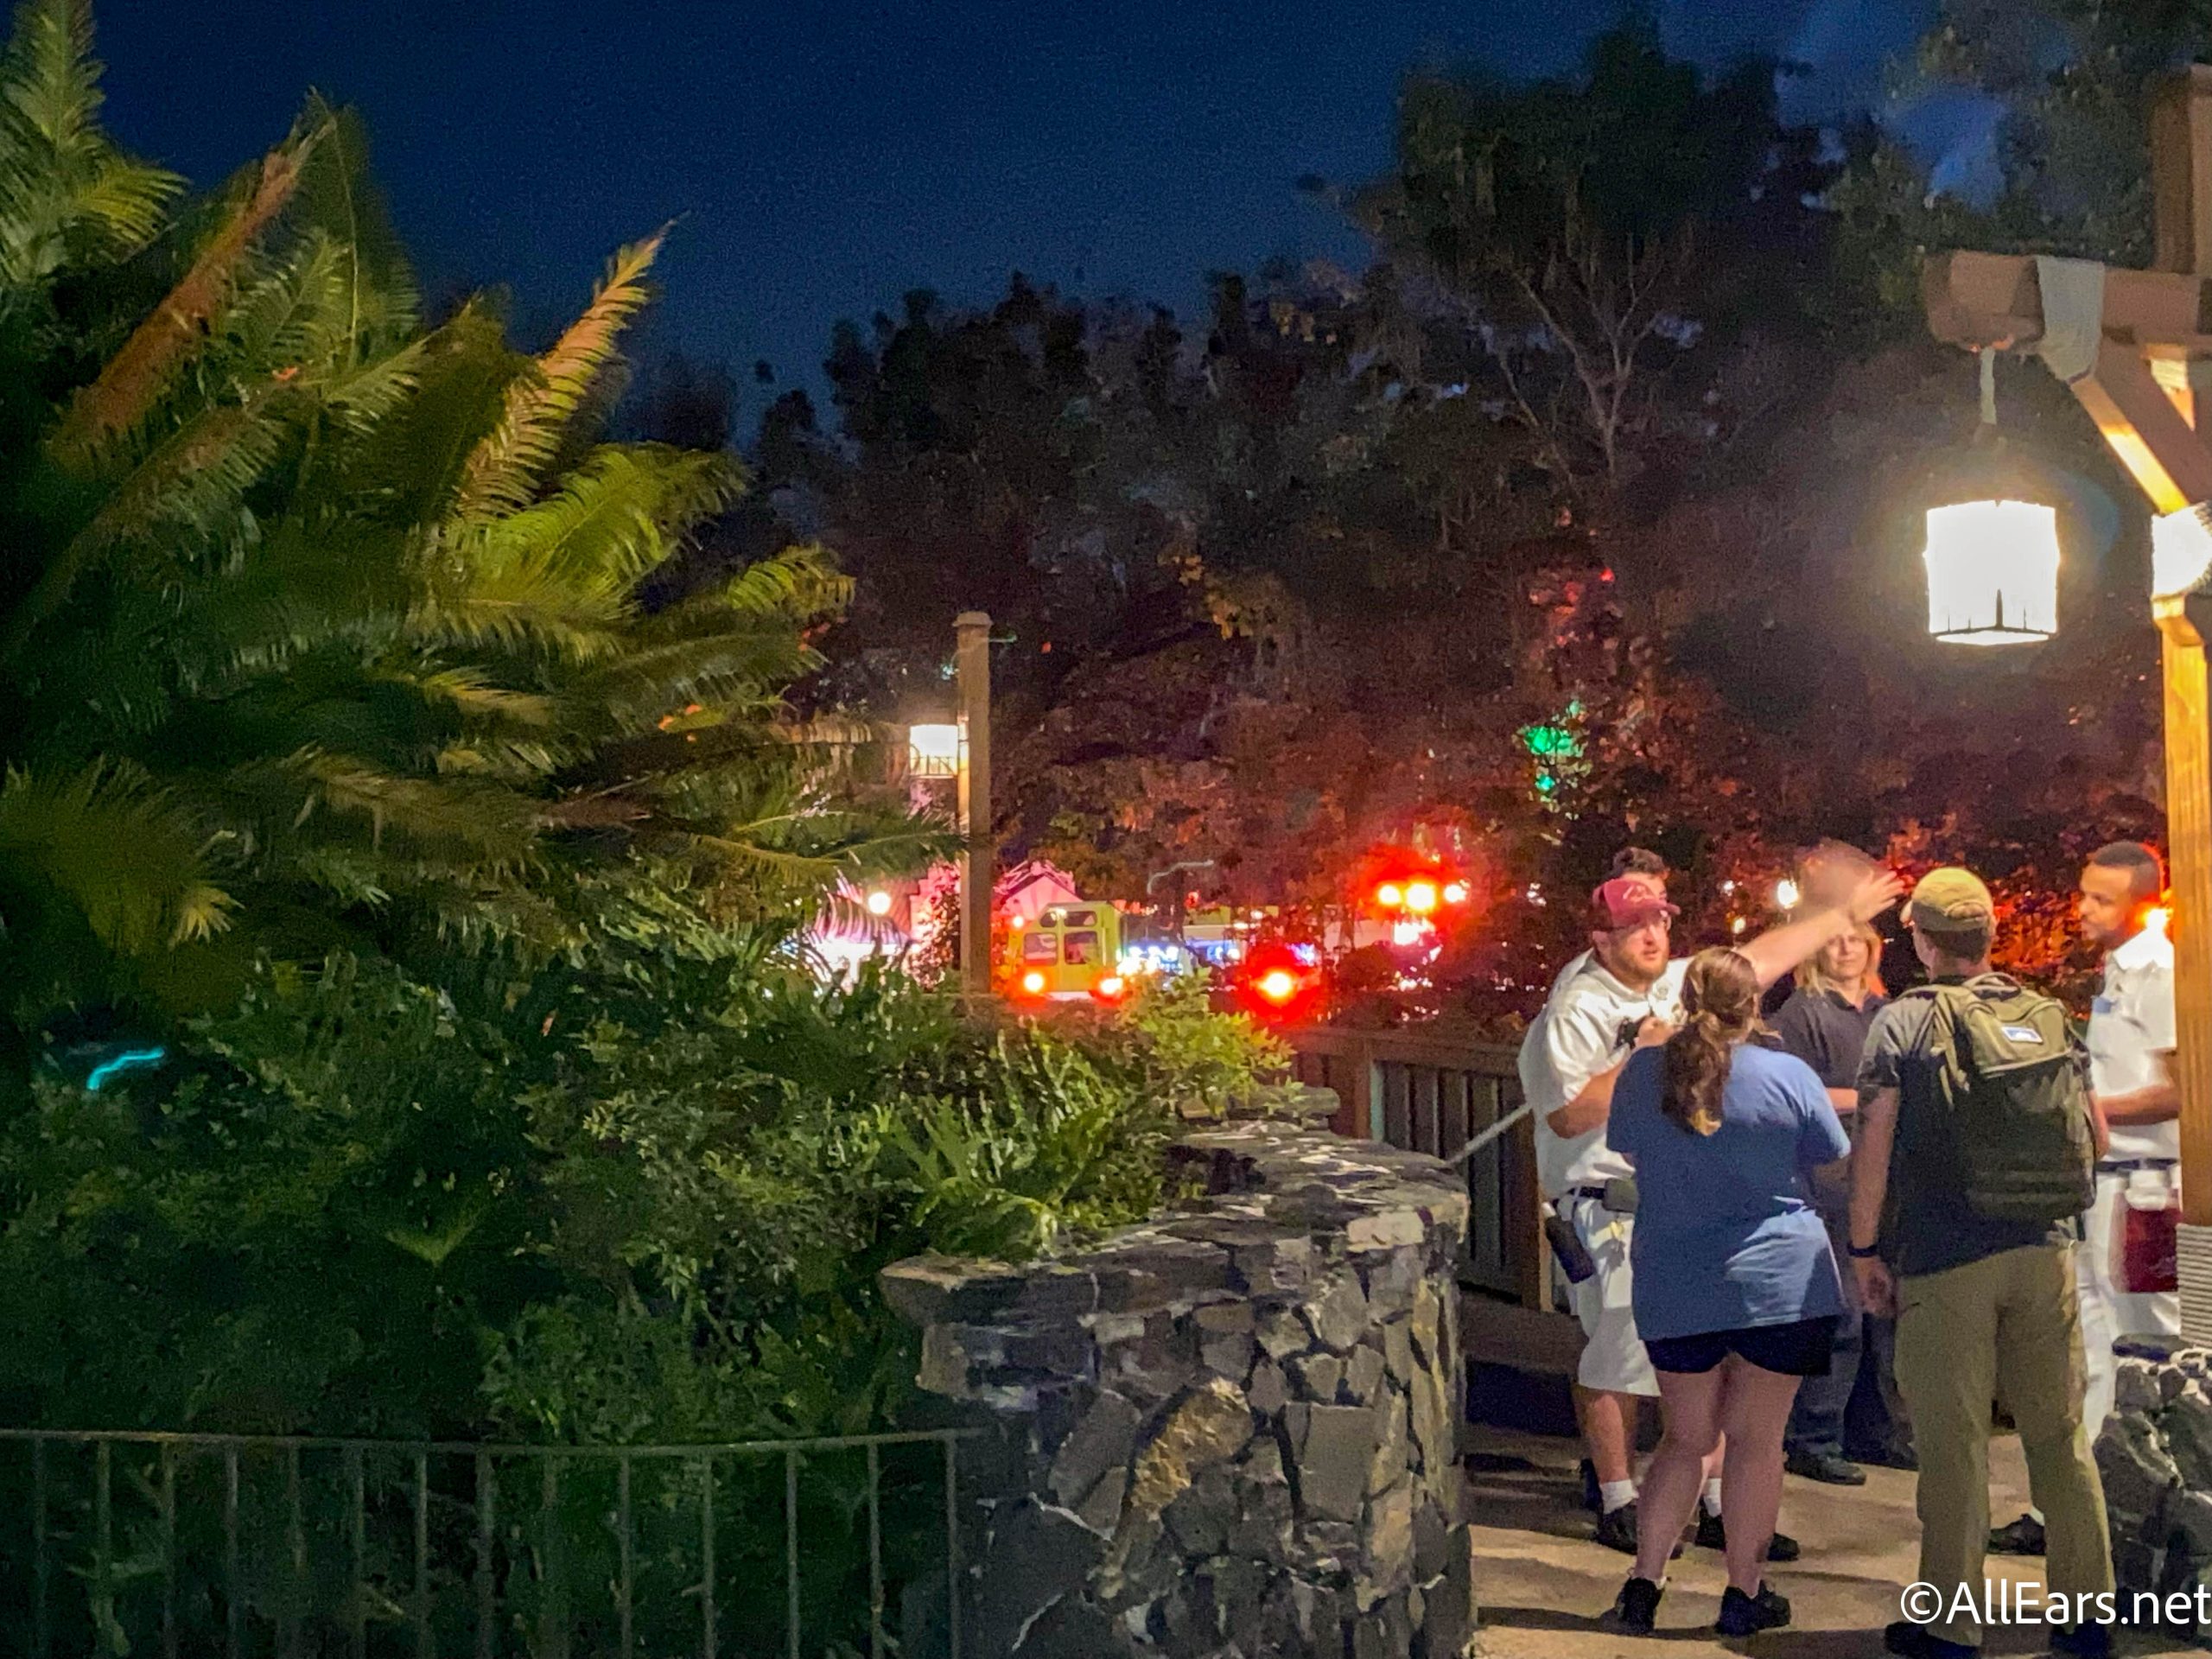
[1609,1043,1851,1341]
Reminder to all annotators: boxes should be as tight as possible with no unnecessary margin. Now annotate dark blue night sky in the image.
[99,1,1961,420]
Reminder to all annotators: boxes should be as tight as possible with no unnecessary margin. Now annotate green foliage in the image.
[887,1033,1172,1258]
[1099,970,1292,1116]
[0,2,938,1051]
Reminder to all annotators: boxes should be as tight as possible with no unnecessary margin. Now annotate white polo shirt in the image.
[1525,954,1688,1197]
[2087,924,2179,1164]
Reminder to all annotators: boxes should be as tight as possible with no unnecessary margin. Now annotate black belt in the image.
[2098,1159,2178,1174]
[1568,1185,1613,1202]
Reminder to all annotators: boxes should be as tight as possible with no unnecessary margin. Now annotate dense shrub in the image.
[0,934,1285,1445]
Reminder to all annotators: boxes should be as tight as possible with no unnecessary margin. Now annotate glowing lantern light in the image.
[907,721,963,778]
[1020,969,1047,995]
[1774,878,1801,911]
[2153,502,2212,601]
[864,889,894,917]
[1923,500,2059,644]
[1375,882,1404,909]
[1404,880,1440,914]
[1442,881,1469,906]
[1257,969,1299,1004]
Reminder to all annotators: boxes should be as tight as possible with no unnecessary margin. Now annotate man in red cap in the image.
[1522,849,1902,1554]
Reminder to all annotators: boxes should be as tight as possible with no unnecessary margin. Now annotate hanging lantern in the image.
[1922,347,2062,645]
[1923,499,2061,645]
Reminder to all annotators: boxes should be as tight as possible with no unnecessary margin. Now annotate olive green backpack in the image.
[1904,975,2095,1222]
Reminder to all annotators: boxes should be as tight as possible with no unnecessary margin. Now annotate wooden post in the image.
[955,612,993,999]
[1923,67,2212,1294]
[2160,600,2212,1228]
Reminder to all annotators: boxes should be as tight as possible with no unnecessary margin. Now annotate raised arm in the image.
[1738,865,1904,992]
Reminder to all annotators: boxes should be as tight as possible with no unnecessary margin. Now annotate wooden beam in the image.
[2153,67,2212,275]
[2158,600,2212,1227]
[2072,340,2212,514]
[1924,251,2212,352]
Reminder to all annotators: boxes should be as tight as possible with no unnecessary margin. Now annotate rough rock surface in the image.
[2098,1352,2212,1631]
[882,1121,1475,1658]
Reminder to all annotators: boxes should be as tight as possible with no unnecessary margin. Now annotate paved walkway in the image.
[1461,1427,2200,1658]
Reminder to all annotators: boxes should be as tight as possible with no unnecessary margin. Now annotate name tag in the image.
[2000,1025,2044,1044]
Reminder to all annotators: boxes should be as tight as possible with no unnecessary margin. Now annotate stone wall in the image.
[2099,1348,2212,1631]
[880,1122,1476,1659]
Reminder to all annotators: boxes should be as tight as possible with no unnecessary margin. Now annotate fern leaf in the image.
[0,760,234,953]
[450,230,664,519]
[48,117,318,466]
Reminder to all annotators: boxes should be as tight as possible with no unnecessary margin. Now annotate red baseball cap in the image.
[1590,873,1680,931]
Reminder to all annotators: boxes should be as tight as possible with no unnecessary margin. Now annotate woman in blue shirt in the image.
[1604,948,1849,1638]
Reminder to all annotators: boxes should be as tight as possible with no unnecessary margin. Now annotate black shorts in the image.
[1643,1316,1839,1378]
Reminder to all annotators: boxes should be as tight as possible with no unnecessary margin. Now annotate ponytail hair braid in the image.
[1661,948,1762,1136]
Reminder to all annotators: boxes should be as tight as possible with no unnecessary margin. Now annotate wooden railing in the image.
[1286,1027,1546,1312]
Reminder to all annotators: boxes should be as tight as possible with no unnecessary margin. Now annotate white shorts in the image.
[1563,1194,1658,1397]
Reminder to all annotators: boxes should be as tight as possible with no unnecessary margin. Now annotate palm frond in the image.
[0,760,232,952]
[450,230,664,519]
[480,443,735,601]
[4,392,298,661]
[287,749,545,865]
[717,541,854,626]
[288,93,417,362]
[48,118,318,466]
[0,0,181,286]
[406,544,630,664]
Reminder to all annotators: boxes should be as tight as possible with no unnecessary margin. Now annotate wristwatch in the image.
[1846,1241,1880,1260]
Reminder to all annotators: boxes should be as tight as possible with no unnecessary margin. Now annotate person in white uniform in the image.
[1522,851,1904,1554]
[1991,841,2181,1559]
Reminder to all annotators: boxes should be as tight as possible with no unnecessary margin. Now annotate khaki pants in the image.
[1893,1244,2113,1649]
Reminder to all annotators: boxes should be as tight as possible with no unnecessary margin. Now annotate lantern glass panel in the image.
[1923,499,2060,645]
[2153,502,2212,601]
[908,722,963,778]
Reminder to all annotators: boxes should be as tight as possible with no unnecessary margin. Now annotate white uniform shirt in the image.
[1527,955,1689,1197]
[2087,924,2179,1164]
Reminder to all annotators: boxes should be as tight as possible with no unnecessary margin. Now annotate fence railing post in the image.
[0,1426,980,1658]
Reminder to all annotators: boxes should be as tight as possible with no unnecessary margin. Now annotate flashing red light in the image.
[1020,969,1047,995]
[1442,881,1469,906]
[1093,975,1128,1002]
[1256,969,1299,1005]
[1375,881,1404,909]
[1404,880,1440,914]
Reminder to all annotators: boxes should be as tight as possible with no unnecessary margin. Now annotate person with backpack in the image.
[1848,868,2113,1659]
[1991,842,2178,1559]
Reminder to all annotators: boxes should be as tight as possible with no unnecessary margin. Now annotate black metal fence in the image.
[0,1427,981,1659]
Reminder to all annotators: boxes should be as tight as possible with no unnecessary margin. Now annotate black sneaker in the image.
[1594,1501,1639,1554]
[2050,1624,2111,1659]
[1784,1448,1867,1485]
[1580,1458,1601,1513]
[1988,1512,2046,1555]
[1693,1507,1800,1562]
[1885,1619,1976,1659]
[1715,1582,1791,1637]
[1610,1574,1664,1635]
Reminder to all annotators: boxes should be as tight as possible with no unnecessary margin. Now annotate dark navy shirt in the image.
[1770,986,1889,1091]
